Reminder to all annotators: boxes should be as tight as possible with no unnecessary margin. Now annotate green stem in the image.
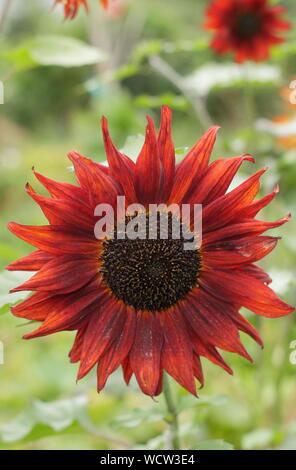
[163,373,181,450]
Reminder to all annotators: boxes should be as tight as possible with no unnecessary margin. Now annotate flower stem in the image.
[163,372,181,450]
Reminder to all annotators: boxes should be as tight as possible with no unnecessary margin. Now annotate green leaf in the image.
[178,394,229,413]
[184,63,281,97]
[3,36,108,70]
[241,428,274,450]
[195,439,234,450]
[0,395,88,443]
[30,36,107,67]
[0,271,33,315]
[111,407,164,429]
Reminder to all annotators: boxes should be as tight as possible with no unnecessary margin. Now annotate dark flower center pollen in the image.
[100,214,201,311]
[235,12,261,39]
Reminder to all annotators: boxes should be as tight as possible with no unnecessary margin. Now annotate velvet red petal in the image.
[6,250,53,272]
[25,183,94,230]
[135,117,163,204]
[168,126,220,204]
[77,298,126,380]
[101,117,137,206]
[10,255,98,295]
[202,168,266,231]
[187,154,254,205]
[157,106,175,201]
[68,151,119,208]
[130,311,163,396]
[7,223,99,256]
[158,307,196,395]
[202,215,291,246]
[200,268,294,318]
[97,306,136,391]
[23,279,104,338]
[33,168,87,203]
[204,236,278,268]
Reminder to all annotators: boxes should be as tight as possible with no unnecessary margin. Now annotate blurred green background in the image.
[0,0,295,450]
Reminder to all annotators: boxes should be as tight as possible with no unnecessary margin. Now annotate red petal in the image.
[188,154,254,204]
[202,215,291,246]
[23,279,104,338]
[77,298,126,380]
[204,236,279,268]
[200,268,294,318]
[97,306,136,391]
[157,106,175,201]
[11,291,53,321]
[130,311,163,396]
[101,117,137,205]
[69,323,89,363]
[237,185,279,219]
[68,151,119,208]
[135,116,163,204]
[168,126,220,204]
[10,255,98,295]
[184,292,253,361]
[25,183,94,230]
[7,223,99,256]
[6,250,53,271]
[33,169,87,203]
[158,307,196,396]
[202,168,266,232]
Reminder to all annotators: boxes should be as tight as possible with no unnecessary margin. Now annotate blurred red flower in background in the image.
[204,0,290,63]
[54,0,112,19]
[7,107,294,397]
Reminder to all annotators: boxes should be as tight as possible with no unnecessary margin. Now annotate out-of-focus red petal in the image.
[239,264,272,285]
[130,311,163,396]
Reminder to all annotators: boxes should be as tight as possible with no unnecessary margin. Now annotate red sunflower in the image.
[204,0,290,63]
[7,106,294,397]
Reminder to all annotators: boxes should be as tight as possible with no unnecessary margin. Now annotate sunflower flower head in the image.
[204,0,291,63]
[7,107,294,397]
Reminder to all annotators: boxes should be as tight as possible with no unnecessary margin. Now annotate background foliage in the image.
[0,0,295,450]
